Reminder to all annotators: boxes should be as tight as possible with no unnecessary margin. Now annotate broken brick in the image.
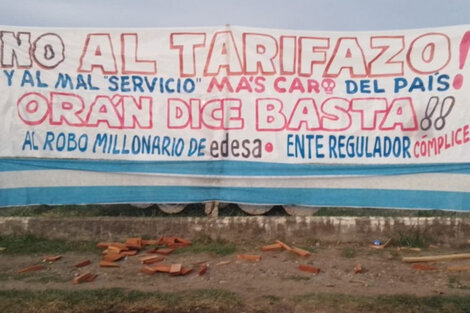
[107,243,128,253]
[120,250,138,256]
[142,240,159,246]
[85,273,98,282]
[155,248,175,255]
[96,242,113,249]
[275,240,292,251]
[99,260,120,268]
[412,264,438,271]
[175,237,192,245]
[298,264,320,274]
[180,267,193,276]
[237,254,262,262]
[42,255,62,262]
[199,264,208,276]
[140,266,156,275]
[158,237,177,245]
[18,265,46,273]
[102,253,125,262]
[152,264,171,273]
[291,247,312,257]
[75,260,91,268]
[262,243,283,252]
[140,255,164,265]
[354,264,363,274]
[168,242,191,248]
[73,272,92,284]
[170,263,182,275]
[125,237,142,250]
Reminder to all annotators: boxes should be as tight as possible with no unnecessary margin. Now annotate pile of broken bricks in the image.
[16,237,470,285]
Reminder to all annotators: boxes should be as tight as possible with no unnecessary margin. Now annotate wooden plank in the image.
[402,253,470,263]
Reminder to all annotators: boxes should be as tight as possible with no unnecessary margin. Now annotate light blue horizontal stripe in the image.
[1,158,470,177]
[1,186,469,211]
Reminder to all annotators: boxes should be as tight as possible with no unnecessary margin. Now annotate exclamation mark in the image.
[453,31,470,90]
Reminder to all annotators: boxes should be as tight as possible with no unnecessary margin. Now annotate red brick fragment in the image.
[412,264,438,271]
[170,263,182,275]
[175,237,192,245]
[298,264,320,274]
[291,247,312,257]
[102,253,125,262]
[99,260,119,268]
[73,272,97,284]
[75,260,91,268]
[262,243,283,252]
[140,266,156,275]
[96,242,113,249]
[108,243,128,253]
[73,272,92,284]
[275,240,292,251]
[42,255,62,262]
[354,264,363,274]
[199,264,208,276]
[155,248,175,255]
[237,254,262,262]
[120,250,138,256]
[180,267,193,275]
[142,240,159,246]
[158,236,177,245]
[140,255,165,265]
[152,264,171,273]
[168,242,191,248]
[125,237,142,250]
[18,265,46,273]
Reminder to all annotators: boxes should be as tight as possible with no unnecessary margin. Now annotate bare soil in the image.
[1,243,470,302]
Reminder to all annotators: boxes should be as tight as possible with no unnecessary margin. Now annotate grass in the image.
[174,236,237,256]
[0,235,97,255]
[293,293,470,313]
[392,231,431,248]
[1,289,470,313]
[0,288,241,313]
[341,247,358,258]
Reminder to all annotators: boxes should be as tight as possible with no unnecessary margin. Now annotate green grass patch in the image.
[393,231,431,248]
[174,237,237,256]
[0,235,97,255]
[0,288,241,313]
[341,247,358,258]
[294,293,470,313]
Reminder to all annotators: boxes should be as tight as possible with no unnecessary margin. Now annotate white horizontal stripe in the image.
[1,170,469,193]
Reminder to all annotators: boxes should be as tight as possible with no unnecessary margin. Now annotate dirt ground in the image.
[1,242,470,306]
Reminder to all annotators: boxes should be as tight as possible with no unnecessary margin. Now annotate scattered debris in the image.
[125,237,142,250]
[0,247,5,252]
[350,279,369,286]
[354,264,363,274]
[107,243,128,253]
[412,263,438,271]
[73,272,97,284]
[291,247,312,257]
[154,248,175,255]
[142,239,159,246]
[102,253,125,262]
[199,263,208,276]
[140,255,165,265]
[275,240,292,251]
[75,260,91,268]
[18,265,46,273]
[96,242,113,249]
[402,253,470,263]
[170,263,182,275]
[448,266,470,272]
[215,260,232,266]
[237,254,262,262]
[180,267,193,275]
[99,260,120,268]
[42,255,62,262]
[298,264,320,274]
[120,250,138,256]
[262,243,283,251]
[397,247,422,252]
[370,238,391,249]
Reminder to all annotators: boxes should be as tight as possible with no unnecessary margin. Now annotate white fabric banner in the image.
[1,25,470,164]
